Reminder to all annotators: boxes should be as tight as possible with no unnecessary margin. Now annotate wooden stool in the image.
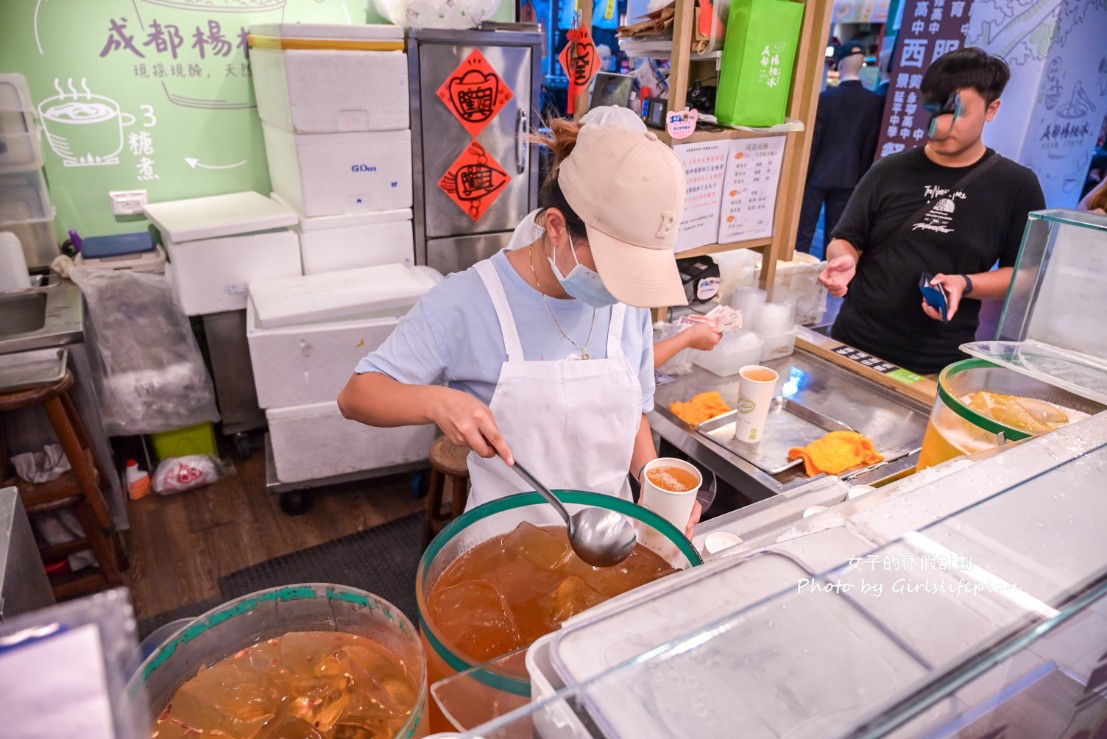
[422,436,471,549]
[0,370,125,600]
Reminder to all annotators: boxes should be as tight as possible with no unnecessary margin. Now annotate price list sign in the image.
[874,0,976,161]
[673,140,729,252]
[717,135,787,243]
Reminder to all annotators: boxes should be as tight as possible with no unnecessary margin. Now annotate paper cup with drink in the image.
[639,458,702,542]
[734,365,778,443]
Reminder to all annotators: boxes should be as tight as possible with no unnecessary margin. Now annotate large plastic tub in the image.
[417,492,702,733]
[0,170,57,268]
[126,583,428,737]
[917,358,1104,470]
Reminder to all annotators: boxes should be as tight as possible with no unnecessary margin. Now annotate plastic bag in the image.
[153,455,229,494]
[654,321,696,376]
[715,0,805,127]
[69,267,220,436]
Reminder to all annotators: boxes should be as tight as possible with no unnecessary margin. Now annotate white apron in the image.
[465,260,644,510]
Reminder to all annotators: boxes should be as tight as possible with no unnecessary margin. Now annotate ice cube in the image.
[254,715,324,739]
[502,521,573,571]
[546,575,607,622]
[428,579,523,661]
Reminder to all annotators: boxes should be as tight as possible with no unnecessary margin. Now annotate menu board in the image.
[673,140,729,253]
[874,0,976,161]
[717,135,787,243]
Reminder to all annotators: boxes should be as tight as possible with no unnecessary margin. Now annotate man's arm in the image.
[818,238,861,297]
[922,267,1013,322]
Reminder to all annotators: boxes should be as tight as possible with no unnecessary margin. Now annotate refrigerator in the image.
[408,27,543,274]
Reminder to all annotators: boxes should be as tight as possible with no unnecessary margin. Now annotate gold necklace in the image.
[529,242,597,359]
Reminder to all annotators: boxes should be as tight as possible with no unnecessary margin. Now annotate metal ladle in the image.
[508,459,637,568]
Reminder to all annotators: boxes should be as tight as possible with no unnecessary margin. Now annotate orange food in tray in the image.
[669,391,732,426]
[788,430,883,477]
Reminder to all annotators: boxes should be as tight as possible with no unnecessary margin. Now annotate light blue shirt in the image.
[355,250,656,413]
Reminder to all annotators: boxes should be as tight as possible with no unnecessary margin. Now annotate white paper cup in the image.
[640,457,702,532]
[734,365,778,443]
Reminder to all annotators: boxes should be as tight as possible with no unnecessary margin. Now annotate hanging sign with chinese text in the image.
[558,25,601,114]
[874,0,976,161]
[437,49,514,139]
[439,141,512,221]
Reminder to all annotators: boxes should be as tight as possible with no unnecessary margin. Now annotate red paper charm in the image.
[439,141,512,221]
[558,26,601,114]
[437,49,515,139]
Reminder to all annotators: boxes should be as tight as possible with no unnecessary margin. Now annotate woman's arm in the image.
[338,372,512,462]
[653,323,723,368]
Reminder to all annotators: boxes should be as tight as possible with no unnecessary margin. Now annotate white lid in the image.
[143,192,297,242]
[249,23,404,41]
[269,192,412,231]
[249,263,440,329]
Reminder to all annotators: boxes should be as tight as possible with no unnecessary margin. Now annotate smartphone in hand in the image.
[919,272,949,324]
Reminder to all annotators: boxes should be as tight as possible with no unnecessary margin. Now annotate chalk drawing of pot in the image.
[38,80,135,167]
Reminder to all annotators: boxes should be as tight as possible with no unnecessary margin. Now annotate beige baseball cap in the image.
[558,124,688,308]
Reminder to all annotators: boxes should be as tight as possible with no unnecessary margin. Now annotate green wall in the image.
[0,0,513,241]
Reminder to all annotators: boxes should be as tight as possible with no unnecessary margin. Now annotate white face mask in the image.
[548,231,619,308]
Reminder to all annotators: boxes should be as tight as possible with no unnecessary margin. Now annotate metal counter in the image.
[648,348,931,502]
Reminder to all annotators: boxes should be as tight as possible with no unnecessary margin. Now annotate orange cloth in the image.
[788,430,883,477]
[669,391,732,426]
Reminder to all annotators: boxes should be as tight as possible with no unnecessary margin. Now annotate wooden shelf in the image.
[658,126,803,146]
[676,238,771,259]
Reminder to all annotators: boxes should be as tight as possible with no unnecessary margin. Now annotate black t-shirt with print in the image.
[830,147,1045,375]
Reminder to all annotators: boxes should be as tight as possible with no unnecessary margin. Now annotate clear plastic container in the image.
[758,326,798,361]
[690,329,763,376]
[0,74,44,171]
[417,491,702,732]
[126,583,428,737]
[0,170,57,268]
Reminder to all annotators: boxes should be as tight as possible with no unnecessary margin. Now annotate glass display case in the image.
[433,411,1107,738]
[965,209,1107,405]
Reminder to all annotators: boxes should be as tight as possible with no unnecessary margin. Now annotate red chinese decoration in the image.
[559,26,601,114]
[437,49,514,139]
[439,141,512,221]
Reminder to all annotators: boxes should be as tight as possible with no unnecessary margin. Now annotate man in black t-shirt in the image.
[818,48,1045,375]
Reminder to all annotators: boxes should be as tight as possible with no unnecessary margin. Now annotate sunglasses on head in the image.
[922,91,965,136]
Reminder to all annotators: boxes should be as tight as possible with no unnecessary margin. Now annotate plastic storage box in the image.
[263,126,413,218]
[143,192,301,315]
[271,194,414,273]
[249,24,408,134]
[735,252,829,326]
[266,401,435,483]
[150,421,217,461]
[0,170,57,269]
[0,74,43,171]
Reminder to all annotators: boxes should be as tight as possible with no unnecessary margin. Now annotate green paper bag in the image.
[715,0,805,127]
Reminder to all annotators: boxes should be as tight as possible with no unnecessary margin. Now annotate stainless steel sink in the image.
[0,276,84,355]
[0,292,48,335]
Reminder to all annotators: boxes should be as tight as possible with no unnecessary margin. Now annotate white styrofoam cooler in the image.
[249,262,440,329]
[263,125,413,217]
[267,401,435,483]
[145,192,302,315]
[271,194,414,273]
[249,24,408,134]
[247,263,442,408]
[246,301,404,409]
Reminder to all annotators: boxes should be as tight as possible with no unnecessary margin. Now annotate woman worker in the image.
[337,116,701,533]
